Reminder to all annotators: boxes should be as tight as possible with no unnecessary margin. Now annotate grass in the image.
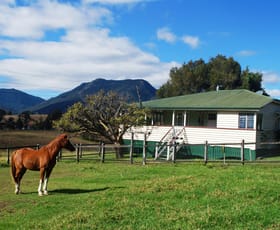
[0,130,94,147]
[1,161,280,229]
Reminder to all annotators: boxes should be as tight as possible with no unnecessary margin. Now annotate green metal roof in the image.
[143,89,276,111]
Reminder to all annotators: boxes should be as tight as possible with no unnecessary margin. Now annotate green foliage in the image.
[157,54,264,98]
[1,162,280,229]
[208,55,241,90]
[54,90,149,145]
[241,66,263,92]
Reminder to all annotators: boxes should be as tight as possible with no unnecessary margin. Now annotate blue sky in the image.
[1,0,280,99]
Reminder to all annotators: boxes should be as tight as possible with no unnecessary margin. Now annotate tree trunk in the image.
[114,139,124,159]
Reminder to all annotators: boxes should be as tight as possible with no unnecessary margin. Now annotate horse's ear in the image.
[60,133,68,139]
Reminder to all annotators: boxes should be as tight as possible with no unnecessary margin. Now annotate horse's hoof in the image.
[43,191,48,195]
[38,192,43,196]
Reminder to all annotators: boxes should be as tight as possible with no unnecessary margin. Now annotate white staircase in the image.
[154,127,185,160]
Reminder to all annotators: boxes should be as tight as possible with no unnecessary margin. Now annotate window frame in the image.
[239,113,255,129]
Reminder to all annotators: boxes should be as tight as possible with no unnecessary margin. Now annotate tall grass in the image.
[1,161,280,229]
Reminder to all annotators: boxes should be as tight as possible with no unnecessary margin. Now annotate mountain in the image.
[0,88,45,113]
[29,78,156,114]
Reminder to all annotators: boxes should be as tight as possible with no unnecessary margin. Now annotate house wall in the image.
[124,103,280,152]
[182,126,256,149]
[217,112,239,129]
[260,103,280,130]
[256,103,280,149]
[124,125,257,150]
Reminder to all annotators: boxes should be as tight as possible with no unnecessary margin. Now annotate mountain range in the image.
[0,88,45,113]
[0,78,156,114]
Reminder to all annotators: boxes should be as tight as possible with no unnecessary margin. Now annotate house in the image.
[123,89,280,161]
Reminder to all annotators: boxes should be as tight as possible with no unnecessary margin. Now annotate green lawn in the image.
[1,161,280,229]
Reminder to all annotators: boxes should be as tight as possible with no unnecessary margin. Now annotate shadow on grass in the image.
[18,186,125,195]
[51,187,110,194]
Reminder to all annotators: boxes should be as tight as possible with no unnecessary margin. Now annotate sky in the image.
[1,0,280,99]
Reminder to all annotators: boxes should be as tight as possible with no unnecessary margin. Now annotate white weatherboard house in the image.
[123,89,280,161]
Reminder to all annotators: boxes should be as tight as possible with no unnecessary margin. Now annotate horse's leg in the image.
[42,170,49,195]
[38,168,46,196]
[43,166,54,195]
[15,168,26,194]
[14,168,21,194]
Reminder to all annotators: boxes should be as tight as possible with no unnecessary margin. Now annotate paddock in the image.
[1,160,280,229]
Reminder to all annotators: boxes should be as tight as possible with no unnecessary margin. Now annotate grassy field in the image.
[1,131,280,229]
[1,160,280,229]
[0,130,94,147]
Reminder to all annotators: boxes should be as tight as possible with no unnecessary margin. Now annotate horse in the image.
[11,133,76,196]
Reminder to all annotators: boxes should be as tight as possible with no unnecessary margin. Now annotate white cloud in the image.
[0,1,113,39]
[236,50,256,57]
[261,71,280,98]
[182,35,200,49]
[156,27,200,49]
[157,27,177,43]
[0,0,176,99]
[83,0,147,5]
[262,71,280,84]
[266,89,280,98]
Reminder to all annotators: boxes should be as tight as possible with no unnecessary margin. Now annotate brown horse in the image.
[11,133,75,196]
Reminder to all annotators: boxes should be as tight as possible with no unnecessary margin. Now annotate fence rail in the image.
[1,140,280,165]
[0,144,40,164]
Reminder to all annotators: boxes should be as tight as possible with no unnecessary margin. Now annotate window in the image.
[152,112,163,125]
[239,113,254,129]
[207,113,217,127]
[175,112,184,126]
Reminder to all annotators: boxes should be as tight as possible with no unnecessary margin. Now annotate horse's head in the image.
[59,134,76,152]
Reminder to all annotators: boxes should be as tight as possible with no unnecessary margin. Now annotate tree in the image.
[43,109,63,130]
[54,90,149,158]
[0,109,6,121]
[157,59,209,98]
[208,55,241,90]
[241,67,262,92]
[157,54,263,98]
[18,111,32,130]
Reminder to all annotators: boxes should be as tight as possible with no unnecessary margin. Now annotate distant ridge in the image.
[0,88,45,113]
[28,78,156,114]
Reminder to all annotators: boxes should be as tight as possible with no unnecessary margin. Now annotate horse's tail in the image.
[11,151,17,183]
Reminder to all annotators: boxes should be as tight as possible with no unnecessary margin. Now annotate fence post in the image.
[204,141,208,165]
[100,142,105,163]
[79,143,83,159]
[57,150,62,162]
[129,132,134,164]
[241,139,245,165]
[142,133,147,165]
[172,143,176,163]
[155,143,159,160]
[7,148,10,164]
[76,144,80,163]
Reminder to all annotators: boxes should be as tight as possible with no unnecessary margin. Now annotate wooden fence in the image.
[0,144,40,164]
[2,140,279,165]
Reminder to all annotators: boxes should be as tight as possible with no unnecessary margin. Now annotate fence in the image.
[2,140,280,165]
[0,144,40,164]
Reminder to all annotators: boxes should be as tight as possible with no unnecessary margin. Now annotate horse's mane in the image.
[40,134,66,153]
